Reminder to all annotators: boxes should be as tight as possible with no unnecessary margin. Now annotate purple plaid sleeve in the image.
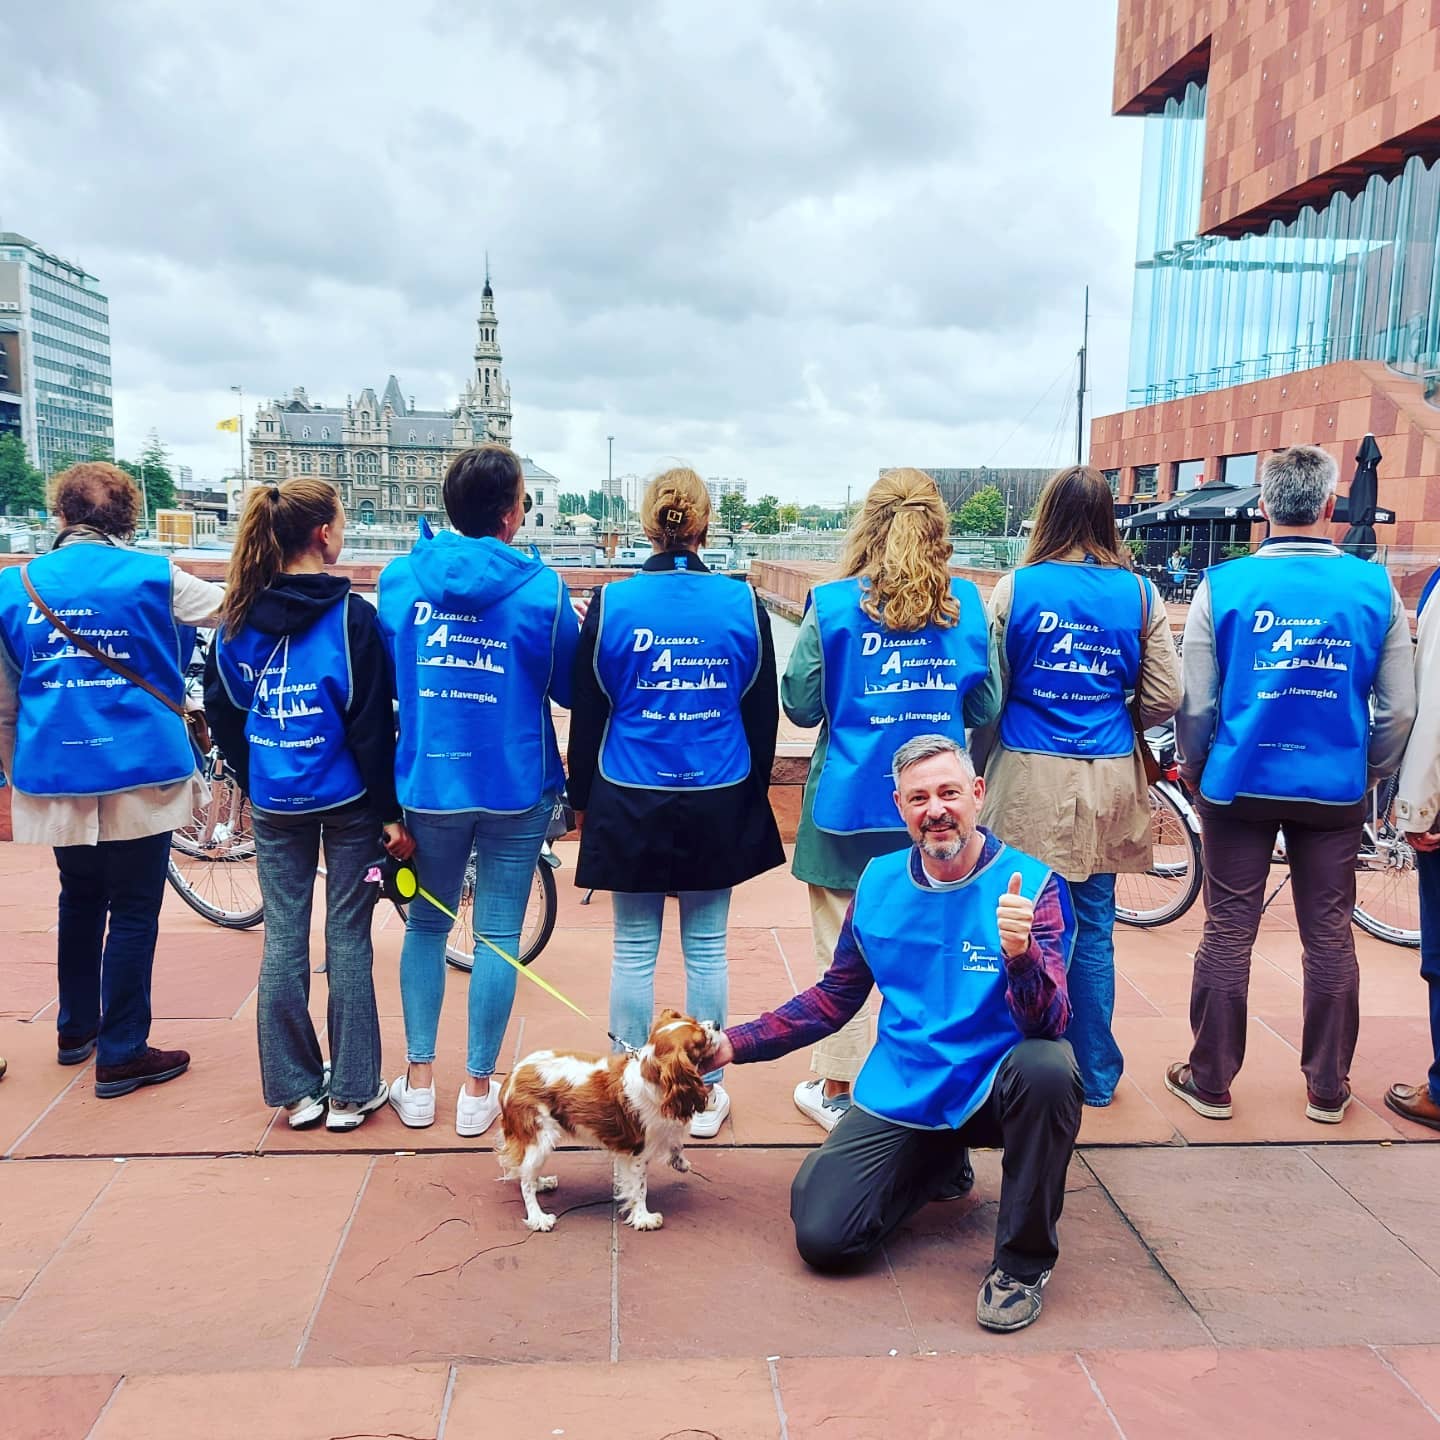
[726,902,873,1064]
[1002,871,1073,1039]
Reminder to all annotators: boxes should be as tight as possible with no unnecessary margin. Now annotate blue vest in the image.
[851,843,1059,1129]
[1202,551,1394,805]
[595,563,761,790]
[811,576,989,833]
[214,598,364,815]
[0,545,192,797]
[1420,566,1439,617]
[379,534,569,814]
[1000,562,1144,758]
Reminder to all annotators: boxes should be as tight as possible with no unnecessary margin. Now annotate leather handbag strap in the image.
[21,563,187,720]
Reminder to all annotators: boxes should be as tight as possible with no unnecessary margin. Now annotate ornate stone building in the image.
[247,277,556,536]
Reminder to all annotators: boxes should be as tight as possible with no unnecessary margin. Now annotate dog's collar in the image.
[608,1032,642,1057]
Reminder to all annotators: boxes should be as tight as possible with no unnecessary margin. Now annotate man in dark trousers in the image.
[707,733,1079,1333]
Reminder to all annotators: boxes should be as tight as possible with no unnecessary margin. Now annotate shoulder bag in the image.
[1130,573,1162,785]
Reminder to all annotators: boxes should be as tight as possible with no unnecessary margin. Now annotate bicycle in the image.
[1115,722,1421,946]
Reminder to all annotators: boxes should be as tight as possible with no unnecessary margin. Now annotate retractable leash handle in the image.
[363,855,593,1021]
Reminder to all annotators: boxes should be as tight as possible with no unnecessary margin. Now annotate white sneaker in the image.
[388,1072,436,1129]
[456,1083,501,1137]
[285,1063,331,1130]
[326,1079,389,1131]
[793,1076,852,1133]
[689,1082,731,1139]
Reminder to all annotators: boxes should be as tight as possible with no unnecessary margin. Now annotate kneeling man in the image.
[708,734,1080,1332]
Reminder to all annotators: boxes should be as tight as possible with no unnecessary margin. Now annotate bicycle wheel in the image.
[167,762,264,929]
[1353,776,1421,947]
[443,856,559,972]
[1115,780,1203,927]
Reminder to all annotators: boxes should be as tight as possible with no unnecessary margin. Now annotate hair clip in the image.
[663,507,685,527]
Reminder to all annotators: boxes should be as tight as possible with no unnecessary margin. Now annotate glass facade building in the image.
[1128,83,1440,408]
[0,233,113,474]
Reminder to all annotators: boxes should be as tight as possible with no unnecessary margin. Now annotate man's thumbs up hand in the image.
[997,872,1035,959]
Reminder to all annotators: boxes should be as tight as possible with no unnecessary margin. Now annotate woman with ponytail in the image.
[568,466,784,1138]
[204,479,412,1132]
[976,466,1179,1108]
[783,468,1000,1132]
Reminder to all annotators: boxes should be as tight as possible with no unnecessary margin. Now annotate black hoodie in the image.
[203,573,401,822]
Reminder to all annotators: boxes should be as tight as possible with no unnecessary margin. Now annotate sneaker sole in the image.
[793,1089,844,1132]
[326,1105,385,1132]
[690,1108,731,1139]
[1306,1096,1353,1124]
[95,1061,189,1099]
[1163,1073,1232,1120]
[287,1100,326,1129]
[388,1099,437,1128]
[455,1115,499,1138]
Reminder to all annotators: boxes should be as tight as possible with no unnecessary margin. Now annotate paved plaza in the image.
[5,840,1440,1437]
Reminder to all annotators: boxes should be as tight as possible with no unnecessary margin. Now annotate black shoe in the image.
[936,1149,975,1201]
[94,1046,190,1099]
[58,1032,98,1066]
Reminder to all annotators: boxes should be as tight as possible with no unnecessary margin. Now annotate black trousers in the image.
[789,1039,1082,1282]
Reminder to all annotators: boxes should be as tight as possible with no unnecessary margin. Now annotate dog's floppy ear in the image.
[654,1033,709,1121]
[654,1006,685,1030]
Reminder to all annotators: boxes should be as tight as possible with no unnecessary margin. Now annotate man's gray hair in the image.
[1260,445,1338,526]
[891,733,975,789]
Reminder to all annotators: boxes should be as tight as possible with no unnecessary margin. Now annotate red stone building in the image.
[1091,0,1440,597]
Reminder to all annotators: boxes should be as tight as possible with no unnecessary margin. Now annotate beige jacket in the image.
[976,558,1182,881]
[1397,589,1440,834]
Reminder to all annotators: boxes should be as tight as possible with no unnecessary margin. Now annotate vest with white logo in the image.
[378,539,569,814]
[1202,552,1394,804]
[595,564,761,790]
[1000,562,1144,758]
[851,843,1055,1129]
[0,545,191,796]
[812,576,989,833]
[214,599,363,815]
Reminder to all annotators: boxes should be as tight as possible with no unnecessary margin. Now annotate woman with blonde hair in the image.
[977,465,1181,1107]
[206,479,411,1130]
[784,468,999,1131]
[569,466,784,1138]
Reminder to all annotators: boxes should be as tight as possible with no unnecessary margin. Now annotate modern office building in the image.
[899,466,1054,516]
[1091,0,1440,591]
[0,233,113,474]
[705,476,748,504]
[246,273,552,532]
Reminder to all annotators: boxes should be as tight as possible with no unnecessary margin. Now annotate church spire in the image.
[466,261,511,445]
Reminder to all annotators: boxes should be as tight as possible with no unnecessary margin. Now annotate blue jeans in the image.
[54,831,172,1067]
[399,797,553,1078]
[1066,873,1124,1106]
[252,802,381,1108]
[1419,848,1440,1103]
[610,889,730,1085]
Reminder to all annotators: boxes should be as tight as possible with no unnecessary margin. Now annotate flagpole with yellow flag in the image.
[217,383,246,500]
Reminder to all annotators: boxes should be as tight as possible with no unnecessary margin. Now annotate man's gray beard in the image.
[920,828,969,862]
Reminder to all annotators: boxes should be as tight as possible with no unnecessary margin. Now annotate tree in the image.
[559,491,587,515]
[778,502,801,529]
[953,484,1006,536]
[719,490,748,531]
[0,434,46,516]
[747,494,781,534]
[118,430,176,517]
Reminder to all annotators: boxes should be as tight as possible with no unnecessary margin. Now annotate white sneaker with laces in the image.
[456,1082,501,1137]
[285,1062,332,1130]
[388,1072,436,1128]
[689,1082,731,1139]
[326,1079,389,1131]
[793,1076,852,1133]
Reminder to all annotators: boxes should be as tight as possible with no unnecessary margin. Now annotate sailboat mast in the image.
[1075,285,1090,466]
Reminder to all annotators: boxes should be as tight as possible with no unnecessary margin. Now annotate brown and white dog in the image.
[497,1009,718,1232]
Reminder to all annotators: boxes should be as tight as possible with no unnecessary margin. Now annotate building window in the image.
[301,426,310,439]
[321,427,330,440]
[319,454,331,476]
[1176,460,1205,492]
[535,512,544,528]
[265,420,275,432]
[534,488,544,505]
[426,456,438,477]
[264,451,277,475]
[300,453,313,474]
[424,486,437,507]
[359,500,376,524]
[1132,464,1158,499]
[408,429,416,442]
[405,485,418,506]
[333,454,345,477]
[405,457,417,478]
[1102,469,1120,496]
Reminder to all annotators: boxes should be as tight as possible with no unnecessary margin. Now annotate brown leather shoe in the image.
[58,1032,98,1065]
[94,1047,190,1099]
[1385,1082,1440,1132]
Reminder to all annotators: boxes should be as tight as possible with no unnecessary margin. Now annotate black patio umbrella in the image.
[1339,434,1382,557]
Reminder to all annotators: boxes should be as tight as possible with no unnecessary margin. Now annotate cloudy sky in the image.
[2,1,1143,505]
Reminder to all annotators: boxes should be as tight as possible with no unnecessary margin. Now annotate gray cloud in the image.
[0,0,1141,499]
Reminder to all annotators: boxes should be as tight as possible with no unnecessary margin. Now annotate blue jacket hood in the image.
[394,531,547,609]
